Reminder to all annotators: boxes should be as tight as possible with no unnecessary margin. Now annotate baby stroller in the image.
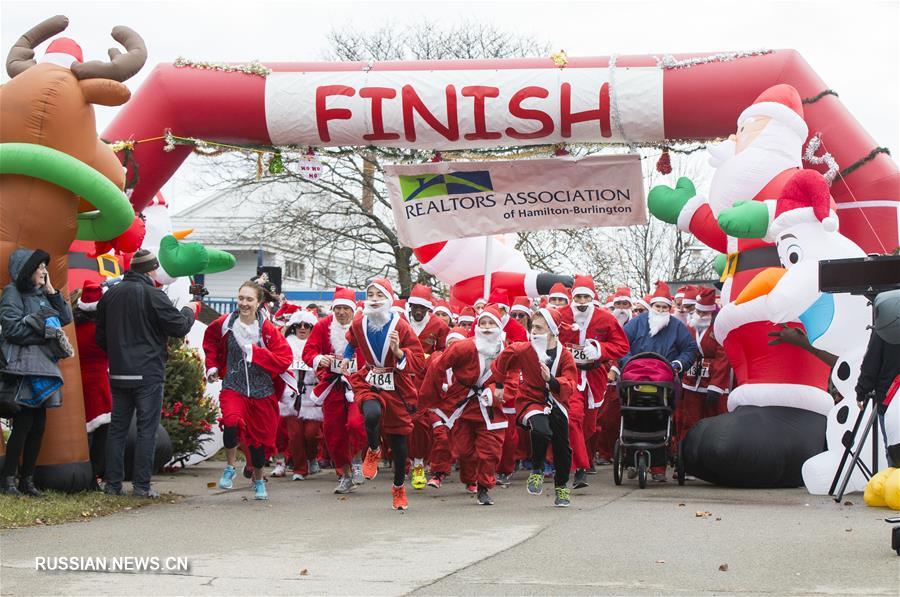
[613,352,684,488]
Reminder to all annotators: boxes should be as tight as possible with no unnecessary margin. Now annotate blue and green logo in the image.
[399,170,493,201]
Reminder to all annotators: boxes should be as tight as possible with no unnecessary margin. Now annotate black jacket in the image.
[855,330,900,412]
[96,270,195,386]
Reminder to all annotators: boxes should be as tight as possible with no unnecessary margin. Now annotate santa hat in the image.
[636,295,652,310]
[391,298,407,313]
[738,84,808,141]
[695,287,718,312]
[274,302,300,320]
[458,306,477,325]
[478,305,504,328]
[473,297,487,308]
[612,286,633,305]
[510,296,533,316]
[679,285,697,306]
[77,280,102,311]
[355,300,365,313]
[433,299,453,319]
[535,307,567,337]
[287,309,318,328]
[571,275,597,300]
[367,278,396,302]
[769,169,839,239]
[39,37,84,69]
[332,286,357,311]
[408,283,434,310]
[446,326,469,344]
[548,282,571,302]
[604,293,614,308]
[487,289,510,311]
[648,280,673,306]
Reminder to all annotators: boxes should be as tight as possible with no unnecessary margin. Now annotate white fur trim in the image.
[695,302,717,312]
[434,306,452,317]
[510,304,532,315]
[77,299,98,311]
[738,102,808,140]
[769,206,838,240]
[368,282,394,301]
[549,292,569,301]
[446,331,465,343]
[407,296,433,310]
[287,310,318,327]
[39,53,77,68]
[727,383,832,416]
[206,367,218,380]
[571,287,595,299]
[332,298,356,310]
[676,193,709,233]
[535,307,559,336]
[681,297,696,305]
[649,296,672,306]
[478,311,503,328]
[86,412,111,433]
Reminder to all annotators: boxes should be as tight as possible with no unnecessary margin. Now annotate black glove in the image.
[706,389,723,406]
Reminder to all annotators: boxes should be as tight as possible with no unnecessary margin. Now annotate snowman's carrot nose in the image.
[172,228,193,240]
[735,267,786,304]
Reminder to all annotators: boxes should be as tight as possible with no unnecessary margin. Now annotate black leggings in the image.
[88,424,109,478]
[1,407,47,478]
[362,400,408,487]
[528,406,572,488]
[222,427,266,469]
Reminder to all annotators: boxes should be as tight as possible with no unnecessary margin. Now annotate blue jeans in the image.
[105,383,163,491]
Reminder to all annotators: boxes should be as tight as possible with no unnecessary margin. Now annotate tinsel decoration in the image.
[430,151,443,163]
[553,143,570,156]
[268,151,285,174]
[656,149,672,174]
[655,49,773,70]
[803,133,840,184]
[550,50,569,68]
[174,56,271,77]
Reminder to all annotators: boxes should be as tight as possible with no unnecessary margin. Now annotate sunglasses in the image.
[511,312,529,319]
[298,323,313,329]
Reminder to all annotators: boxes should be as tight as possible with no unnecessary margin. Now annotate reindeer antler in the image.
[5,14,70,78]
[71,26,147,82]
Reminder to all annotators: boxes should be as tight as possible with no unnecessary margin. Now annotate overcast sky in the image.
[2,0,897,211]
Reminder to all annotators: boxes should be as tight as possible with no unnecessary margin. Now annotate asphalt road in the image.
[1,462,898,595]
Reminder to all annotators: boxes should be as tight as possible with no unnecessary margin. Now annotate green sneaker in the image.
[527,473,543,495]
[554,486,571,507]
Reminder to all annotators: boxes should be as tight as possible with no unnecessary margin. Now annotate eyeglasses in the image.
[298,323,314,329]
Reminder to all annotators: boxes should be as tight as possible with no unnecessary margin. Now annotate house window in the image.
[284,261,305,280]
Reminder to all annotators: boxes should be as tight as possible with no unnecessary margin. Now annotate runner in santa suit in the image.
[432,300,454,328]
[678,287,731,443]
[471,289,528,487]
[421,326,469,489]
[280,310,322,481]
[492,308,578,507]
[421,309,509,505]
[343,279,425,511]
[547,283,571,308]
[73,280,112,485]
[594,287,635,467]
[506,297,535,473]
[558,275,630,489]
[406,284,450,490]
[302,287,366,494]
[457,306,476,329]
[205,281,293,501]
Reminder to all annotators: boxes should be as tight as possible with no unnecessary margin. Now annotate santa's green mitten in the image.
[648,177,696,225]
[717,200,770,238]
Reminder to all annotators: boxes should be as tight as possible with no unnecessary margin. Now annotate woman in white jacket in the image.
[280,310,323,480]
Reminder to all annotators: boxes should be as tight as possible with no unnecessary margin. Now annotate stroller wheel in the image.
[613,440,623,486]
[676,441,686,486]
[637,452,648,489]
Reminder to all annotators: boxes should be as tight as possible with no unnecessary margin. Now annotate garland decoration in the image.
[655,49,773,70]
[174,56,271,77]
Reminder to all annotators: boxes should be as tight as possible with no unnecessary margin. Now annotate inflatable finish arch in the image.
[105,50,899,269]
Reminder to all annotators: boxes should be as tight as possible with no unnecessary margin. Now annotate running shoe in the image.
[391,485,408,510]
[527,473,543,496]
[253,479,268,500]
[427,473,445,489]
[554,486,571,507]
[362,448,381,480]
[218,464,236,490]
[411,465,427,490]
[476,487,494,505]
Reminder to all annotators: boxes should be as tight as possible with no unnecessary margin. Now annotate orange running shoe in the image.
[362,448,381,480]
[392,485,408,510]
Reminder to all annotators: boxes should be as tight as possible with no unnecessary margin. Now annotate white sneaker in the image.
[308,460,321,475]
[272,462,286,477]
[292,473,305,481]
[351,463,364,486]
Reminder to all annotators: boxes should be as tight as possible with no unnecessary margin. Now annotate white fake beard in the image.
[673,310,690,325]
[474,328,502,358]
[529,332,551,363]
[690,313,711,333]
[329,317,350,354]
[647,311,670,337]
[364,301,391,330]
[707,120,803,216]
[572,303,593,327]
[613,308,631,326]
[409,312,430,336]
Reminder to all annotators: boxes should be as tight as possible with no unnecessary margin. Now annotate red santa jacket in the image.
[301,314,355,404]
[203,313,293,397]
[682,326,732,394]
[492,341,578,425]
[558,304,630,409]
[420,338,506,430]
[75,317,112,432]
[345,313,425,407]
[412,314,449,356]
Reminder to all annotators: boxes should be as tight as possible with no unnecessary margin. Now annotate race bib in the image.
[688,361,710,378]
[366,367,395,391]
[567,343,589,364]
[293,359,311,372]
[331,357,358,375]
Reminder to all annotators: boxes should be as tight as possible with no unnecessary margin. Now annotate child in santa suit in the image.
[204,281,293,501]
[558,276,631,489]
[492,308,579,507]
[302,287,366,494]
[677,287,731,443]
[73,280,112,484]
[280,310,322,480]
[343,279,425,511]
[420,309,507,505]
[406,284,449,490]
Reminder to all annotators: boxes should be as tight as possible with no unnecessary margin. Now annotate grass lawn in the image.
[0,491,182,530]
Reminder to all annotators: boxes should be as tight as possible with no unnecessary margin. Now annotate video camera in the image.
[189,282,209,303]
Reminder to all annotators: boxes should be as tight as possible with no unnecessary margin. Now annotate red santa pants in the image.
[409,410,434,461]
[453,418,504,489]
[321,393,366,471]
[595,385,621,461]
[275,417,290,455]
[568,391,590,471]
[285,417,323,475]
[676,389,728,443]
[218,389,279,452]
[429,420,453,476]
[497,409,519,475]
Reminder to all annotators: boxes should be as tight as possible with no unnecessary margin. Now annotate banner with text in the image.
[386,154,647,247]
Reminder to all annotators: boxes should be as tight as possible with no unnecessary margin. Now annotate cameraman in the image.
[96,249,198,497]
